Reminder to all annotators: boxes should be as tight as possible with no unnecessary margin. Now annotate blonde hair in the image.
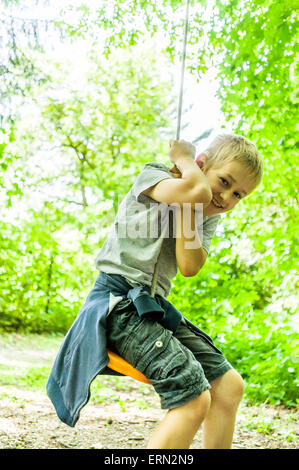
[204,133,263,185]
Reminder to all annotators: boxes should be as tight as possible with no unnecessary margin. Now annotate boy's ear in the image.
[195,153,208,170]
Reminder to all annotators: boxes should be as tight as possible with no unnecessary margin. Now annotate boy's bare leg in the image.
[203,369,245,449]
[147,390,211,449]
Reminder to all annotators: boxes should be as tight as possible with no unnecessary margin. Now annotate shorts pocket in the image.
[144,334,205,391]
[159,349,187,380]
[125,323,173,373]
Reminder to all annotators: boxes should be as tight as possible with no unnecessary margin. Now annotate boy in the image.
[47,134,263,449]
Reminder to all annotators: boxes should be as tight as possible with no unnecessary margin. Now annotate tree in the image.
[0,0,63,194]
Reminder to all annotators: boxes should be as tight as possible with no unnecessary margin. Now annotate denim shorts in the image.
[106,299,232,410]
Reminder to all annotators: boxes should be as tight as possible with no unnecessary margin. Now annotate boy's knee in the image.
[211,369,244,410]
[237,372,245,394]
[182,389,211,425]
[229,370,245,402]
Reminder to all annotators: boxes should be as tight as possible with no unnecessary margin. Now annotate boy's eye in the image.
[220,177,241,199]
[220,177,228,185]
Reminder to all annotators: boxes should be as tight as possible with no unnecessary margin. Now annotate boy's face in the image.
[196,156,257,216]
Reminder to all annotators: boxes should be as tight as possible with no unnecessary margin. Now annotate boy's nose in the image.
[219,191,230,206]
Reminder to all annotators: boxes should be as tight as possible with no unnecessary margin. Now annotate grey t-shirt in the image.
[95,162,220,298]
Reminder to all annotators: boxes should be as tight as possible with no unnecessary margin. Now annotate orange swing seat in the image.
[107,349,151,385]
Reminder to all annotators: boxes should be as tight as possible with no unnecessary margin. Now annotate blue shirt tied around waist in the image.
[46,271,214,427]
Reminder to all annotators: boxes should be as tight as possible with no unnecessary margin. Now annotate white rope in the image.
[151,0,190,297]
[176,0,190,141]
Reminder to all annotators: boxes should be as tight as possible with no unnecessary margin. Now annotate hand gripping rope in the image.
[107,0,190,384]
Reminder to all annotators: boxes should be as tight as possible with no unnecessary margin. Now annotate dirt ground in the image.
[0,333,298,450]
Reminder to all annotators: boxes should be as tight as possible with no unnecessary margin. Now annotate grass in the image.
[0,331,62,393]
[244,411,297,443]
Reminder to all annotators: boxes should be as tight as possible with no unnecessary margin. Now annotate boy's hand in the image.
[169,165,182,178]
[169,139,196,166]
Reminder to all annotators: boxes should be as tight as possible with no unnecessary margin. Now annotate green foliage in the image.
[38,47,174,206]
[0,213,89,333]
[59,0,208,75]
[19,366,50,390]
[244,412,297,442]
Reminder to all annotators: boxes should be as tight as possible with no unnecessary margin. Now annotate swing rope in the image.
[151,0,190,298]
[176,0,190,141]
[108,0,191,383]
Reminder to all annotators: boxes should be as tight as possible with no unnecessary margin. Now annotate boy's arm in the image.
[175,206,208,277]
[141,140,212,207]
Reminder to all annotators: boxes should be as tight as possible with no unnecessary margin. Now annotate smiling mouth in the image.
[212,197,223,209]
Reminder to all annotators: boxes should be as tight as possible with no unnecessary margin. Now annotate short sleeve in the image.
[200,215,220,254]
[131,162,173,202]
